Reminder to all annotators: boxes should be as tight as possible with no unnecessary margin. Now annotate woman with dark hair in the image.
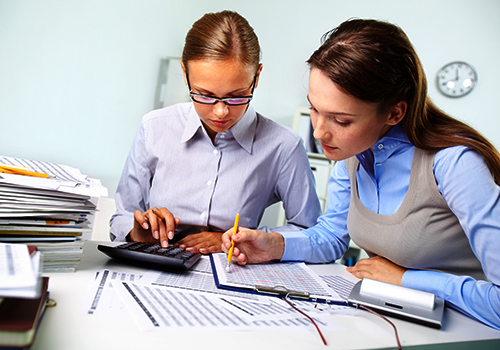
[110,10,321,253]
[222,18,500,329]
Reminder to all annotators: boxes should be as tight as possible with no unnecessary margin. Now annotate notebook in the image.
[0,277,50,348]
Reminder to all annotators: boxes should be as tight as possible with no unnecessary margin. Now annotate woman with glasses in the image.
[109,10,321,253]
[222,18,500,329]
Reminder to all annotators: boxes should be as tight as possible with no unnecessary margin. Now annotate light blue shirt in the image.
[110,102,321,242]
[282,124,500,329]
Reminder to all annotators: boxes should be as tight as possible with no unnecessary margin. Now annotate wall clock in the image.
[436,61,477,98]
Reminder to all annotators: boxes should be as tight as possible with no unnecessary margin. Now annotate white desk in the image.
[32,240,500,350]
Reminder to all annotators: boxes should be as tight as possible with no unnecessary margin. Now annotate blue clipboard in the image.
[209,253,347,304]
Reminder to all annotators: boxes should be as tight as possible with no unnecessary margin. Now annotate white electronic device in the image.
[348,278,445,328]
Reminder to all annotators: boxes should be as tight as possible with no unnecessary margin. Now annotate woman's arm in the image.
[269,139,322,232]
[110,124,152,242]
[280,160,352,263]
[403,146,500,329]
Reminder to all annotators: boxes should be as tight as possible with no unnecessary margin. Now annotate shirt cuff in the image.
[281,231,312,261]
[402,269,449,298]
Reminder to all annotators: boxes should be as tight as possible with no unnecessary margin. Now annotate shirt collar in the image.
[355,123,411,178]
[372,123,412,162]
[230,105,257,154]
[378,123,409,144]
[181,104,204,143]
[181,103,257,154]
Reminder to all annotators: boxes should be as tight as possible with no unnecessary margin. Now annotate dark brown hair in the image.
[307,18,500,184]
[182,10,260,73]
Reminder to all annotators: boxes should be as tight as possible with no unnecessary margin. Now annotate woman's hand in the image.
[130,207,180,247]
[175,232,224,254]
[346,256,407,286]
[221,227,285,265]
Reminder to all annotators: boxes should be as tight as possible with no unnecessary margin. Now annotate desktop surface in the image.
[31,240,500,350]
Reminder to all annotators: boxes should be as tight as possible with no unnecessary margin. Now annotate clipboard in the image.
[209,253,346,304]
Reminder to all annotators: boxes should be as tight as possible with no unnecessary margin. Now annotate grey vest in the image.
[345,148,486,280]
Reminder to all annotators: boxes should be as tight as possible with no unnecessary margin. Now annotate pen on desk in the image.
[226,213,240,272]
[0,163,54,179]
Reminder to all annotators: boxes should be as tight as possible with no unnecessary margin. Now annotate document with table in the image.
[81,254,355,335]
[210,252,349,302]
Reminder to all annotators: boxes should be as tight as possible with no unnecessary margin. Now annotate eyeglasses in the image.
[186,74,256,106]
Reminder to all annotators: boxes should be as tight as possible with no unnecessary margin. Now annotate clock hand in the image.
[455,69,459,81]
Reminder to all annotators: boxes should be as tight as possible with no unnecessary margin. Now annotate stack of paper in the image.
[0,155,108,272]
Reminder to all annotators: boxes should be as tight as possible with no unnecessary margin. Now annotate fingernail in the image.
[162,240,168,248]
[142,223,149,229]
[168,231,174,239]
[153,231,159,239]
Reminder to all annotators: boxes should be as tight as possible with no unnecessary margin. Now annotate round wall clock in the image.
[436,61,477,98]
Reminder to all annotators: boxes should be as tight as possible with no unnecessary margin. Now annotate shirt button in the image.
[200,212,206,219]
[378,144,384,149]
[213,149,219,155]
[207,180,213,186]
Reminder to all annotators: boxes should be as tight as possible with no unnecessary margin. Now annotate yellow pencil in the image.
[0,163,54,178]
[226,213,240,272]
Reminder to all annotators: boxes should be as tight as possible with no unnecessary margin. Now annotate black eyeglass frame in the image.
[186,73,257,106]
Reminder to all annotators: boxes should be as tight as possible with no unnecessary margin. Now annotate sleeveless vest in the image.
[345,148,485,280]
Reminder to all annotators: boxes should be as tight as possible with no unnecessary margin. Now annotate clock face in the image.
[436,61,477,98]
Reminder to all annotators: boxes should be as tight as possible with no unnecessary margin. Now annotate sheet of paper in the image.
[112,280,337,332]
[275,298,353,315]
[138,267,261,301]
[211,253,342,302]
[81,269,143,318]
[0,243,36,288]
[215,295,339,321]
[190,255,212,273]
[0,243,42,298]
[0,155,108,197]
[319,274,357,301]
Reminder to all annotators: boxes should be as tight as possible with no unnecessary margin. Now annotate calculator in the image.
[97,242,202,271]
